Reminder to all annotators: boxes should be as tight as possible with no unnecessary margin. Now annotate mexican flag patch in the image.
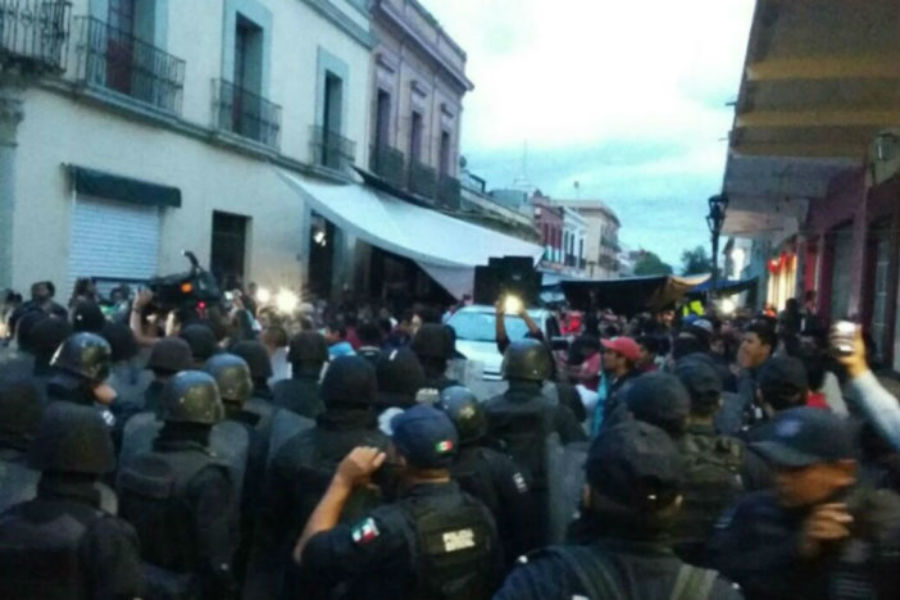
[435,440,454,454]
[351,517,380,545]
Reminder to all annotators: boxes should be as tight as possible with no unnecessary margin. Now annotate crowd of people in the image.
[0,277,899,600]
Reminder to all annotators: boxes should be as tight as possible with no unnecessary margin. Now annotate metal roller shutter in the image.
[67,195,161,298]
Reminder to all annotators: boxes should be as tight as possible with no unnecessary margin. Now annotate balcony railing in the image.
[369,143,405,186]
[409,160,436,199]
[309,125,355,171]
[76,16,184,114]
[579,257,587,270]
[437,174,461,210]
[0,0,71,73]
[213,79,281,148]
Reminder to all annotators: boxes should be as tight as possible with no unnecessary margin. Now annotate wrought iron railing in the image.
[76,16,184,114]
[310,125,355,170]
[437,174,461,210]
[0,0,71,73]
[369,143,405,186]
[213,79,281,148]
[409,160,436,199]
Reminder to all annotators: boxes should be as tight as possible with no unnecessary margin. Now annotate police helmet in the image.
[178,324,218,363]
[502,338,552,382]
[15,309,48,353]
[437,386,486,444]
[205,353,253,406]
[411,324,452,361]
[146,337,193,374]
[375,347,426,407]
[230,340,273,381]
[288,331,329,366]
[50,332,112,383]
[321,355,377,408]
[0,376,43,451]
[31,317,73,365]
[27,402,115,475]
[158,370,224,425]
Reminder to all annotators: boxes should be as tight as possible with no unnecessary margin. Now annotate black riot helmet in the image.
[230,340,273,382]
[15,309,48,353]
[0,376,43,451]
[411,323,453,361]
[146,337,193,375]
[30,317,73,369]
[158,370,224,425]
[375,347,426,408]
[27,402,115,475]
[502,338,552,382]
[50,332,112,383]
[437,386,486,444]
[178,324,218,364]
[321,355,377,409]
[288,331,329,367]
[205,353,253,407]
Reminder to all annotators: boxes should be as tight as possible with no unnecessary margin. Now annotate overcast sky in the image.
[427,0,756,267]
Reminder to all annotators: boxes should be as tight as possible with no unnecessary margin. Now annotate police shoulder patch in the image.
[351,517,380,545]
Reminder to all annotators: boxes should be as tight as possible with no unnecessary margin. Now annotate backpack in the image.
[674,433,744,553]
[406,494,497,600]
[543,545,718,600]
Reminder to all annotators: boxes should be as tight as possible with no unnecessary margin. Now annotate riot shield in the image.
[546,439,588,544]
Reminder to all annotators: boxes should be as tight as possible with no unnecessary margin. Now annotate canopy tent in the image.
[560,274,710,316]
[277,171,543,299]
[687,276,759,298]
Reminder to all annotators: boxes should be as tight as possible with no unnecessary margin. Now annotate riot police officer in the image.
[247,355,391,600]
[411,323,459,391]
[0,376,43,511]
[46,332,118,413]
[294,404,502,600]
[143,336,193,413]
[374,347,427,434]
[179,323,219,369]
[30,316,73,378]
[0,402,145,599]
[495,420,742,600]
[484,338,586,545]
[437,385,539,564]
[117,370,238,600]
[272,331,328,418]
[0,308,46,378]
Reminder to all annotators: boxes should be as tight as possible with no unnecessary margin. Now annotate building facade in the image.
[557,200,620,278]
[366,0,473,208]
[531,192,564,269]
[561,207,586,276]
[0,0,373,299]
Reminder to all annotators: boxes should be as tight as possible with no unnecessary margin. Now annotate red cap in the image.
[601,336,641,362]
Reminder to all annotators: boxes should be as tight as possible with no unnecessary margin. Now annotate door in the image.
[107,0,135,94]
[868,220,891,363]
[68,195,161,298]
[211,211,248,289]
[830,224,853,320]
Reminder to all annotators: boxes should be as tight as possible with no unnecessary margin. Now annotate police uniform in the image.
[494,421,741,600]
[0,402,144,600]
[711,407,900,600]
[117,371,238,600]
[0,376,43,512]
[299,405,502,600]
[246,356,390,600]
[412,324,459,393]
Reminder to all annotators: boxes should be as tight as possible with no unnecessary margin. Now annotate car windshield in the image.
[448,312,532,343]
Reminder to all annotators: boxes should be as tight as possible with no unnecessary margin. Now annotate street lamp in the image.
[706,193,729,300]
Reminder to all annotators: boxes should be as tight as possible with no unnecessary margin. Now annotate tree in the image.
[680,245,713,276]
[633,251,673,276]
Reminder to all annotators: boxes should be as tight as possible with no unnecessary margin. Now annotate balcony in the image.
[579,257,587,270]
[369,143,405,187]
[76,16,184,114]
[437,174,461,210]
[0,0,71,73]
[310,126,355,171]
[213,79,281,148]
[409,160,436,199]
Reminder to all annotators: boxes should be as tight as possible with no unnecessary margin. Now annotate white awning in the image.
[277,170,543,298]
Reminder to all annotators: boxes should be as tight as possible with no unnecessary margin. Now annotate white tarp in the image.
[277,170,543,298]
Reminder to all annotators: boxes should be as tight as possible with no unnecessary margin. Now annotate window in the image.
[439,130,451,178]
[211,211,249,288]
[234,15,263,94]
[410,111,423,163]
[323,71,343,134]
[107,0,135,94]
[375,90,391,149]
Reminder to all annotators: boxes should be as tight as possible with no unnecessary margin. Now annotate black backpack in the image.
[406,494,497,600]
[543,545,718,600]
[674,433,744,554]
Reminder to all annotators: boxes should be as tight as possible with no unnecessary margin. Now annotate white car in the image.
[447,305,560,381]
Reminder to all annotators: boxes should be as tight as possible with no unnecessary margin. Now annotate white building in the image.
[0,0,373,299]
[561,207,586,277]
[556,200,621,278]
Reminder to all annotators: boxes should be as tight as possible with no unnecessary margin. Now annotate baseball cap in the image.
[390,404,459,469]
[674,356,722,413]
[625,372,691,436]
[758,356,809,410]
[586,420,684,509]
[751,406,855,468]
[601,336,641,362]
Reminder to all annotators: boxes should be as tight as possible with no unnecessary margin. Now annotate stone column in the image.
[0,86,24,290]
